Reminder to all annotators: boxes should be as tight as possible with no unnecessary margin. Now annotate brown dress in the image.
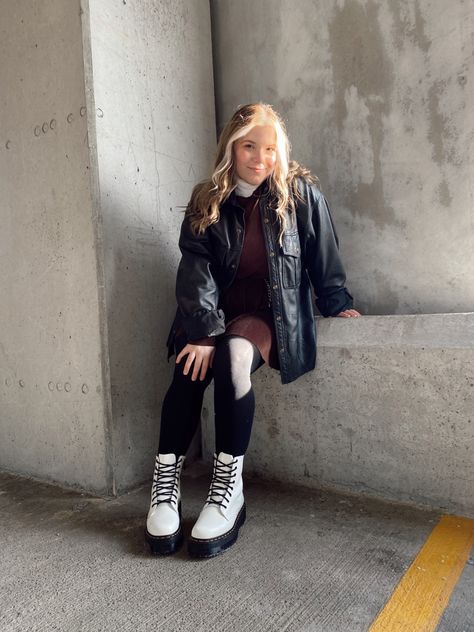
[177,190,280,370]
[220,192,279,369]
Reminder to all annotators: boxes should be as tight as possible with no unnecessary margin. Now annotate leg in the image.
[157,334,213,456]
[213,335,264,456]
[188,335,264,558]
[146,334,213,555]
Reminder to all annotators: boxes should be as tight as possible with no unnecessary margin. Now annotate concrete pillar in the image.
[0,0,216,494]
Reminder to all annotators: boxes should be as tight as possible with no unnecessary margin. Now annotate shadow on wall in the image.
[104,201,196,493]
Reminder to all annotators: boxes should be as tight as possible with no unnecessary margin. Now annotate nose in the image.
[254,147,266,165]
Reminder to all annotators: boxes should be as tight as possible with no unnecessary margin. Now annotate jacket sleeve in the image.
[175,212,226,339]
[297,181,354,317]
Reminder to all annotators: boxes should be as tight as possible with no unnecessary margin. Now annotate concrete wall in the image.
[0,0,216,494]
[84,0,216,492]
[2,0,472,514]
[0,0,112,492]
[202,313,474,516]
[210,0,474,315]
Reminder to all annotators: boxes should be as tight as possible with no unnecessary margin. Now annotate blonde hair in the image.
[186,103,318,245]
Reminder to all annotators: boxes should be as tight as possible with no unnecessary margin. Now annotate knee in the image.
[214,337,253,371]
[171,359,212,390]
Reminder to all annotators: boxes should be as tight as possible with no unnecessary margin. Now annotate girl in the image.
[145,103,360,558]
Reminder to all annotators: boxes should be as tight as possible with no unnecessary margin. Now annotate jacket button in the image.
[280,348,285,353]
[264,218,269,224]
[231,264,236,269]
[272,284,277,290]
[276,316,282,321]
[269,251,274,257]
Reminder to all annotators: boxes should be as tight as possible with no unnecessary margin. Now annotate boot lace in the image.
[151,457,183,508]
[206,456,237,509]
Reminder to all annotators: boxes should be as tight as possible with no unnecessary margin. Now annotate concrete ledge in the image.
[202,313,474,517]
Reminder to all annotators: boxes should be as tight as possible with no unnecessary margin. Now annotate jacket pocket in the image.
[279,232,301,289]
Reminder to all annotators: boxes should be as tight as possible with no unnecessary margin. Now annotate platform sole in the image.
[145,501,183,555]
[187,503,246,559]
[145,525,183,555]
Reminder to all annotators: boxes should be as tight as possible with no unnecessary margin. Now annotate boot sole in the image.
[145,502,183,555]
[187,503,246,559]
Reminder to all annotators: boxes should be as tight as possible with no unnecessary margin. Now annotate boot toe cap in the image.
[146,504,179,537]
[191,505,228,539]
[190,501,247,539]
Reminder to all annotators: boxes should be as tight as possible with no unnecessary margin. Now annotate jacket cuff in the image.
[316,288,354,317]
[181,308,226,339]
[188,336,216,347]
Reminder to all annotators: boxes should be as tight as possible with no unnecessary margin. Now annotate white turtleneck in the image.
[235,177,259,198]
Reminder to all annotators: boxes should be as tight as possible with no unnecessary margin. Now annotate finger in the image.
[209,349,215,369]
[191,356,201,381]
[183,352,195,376]
[199,357,209,381]
[176,346,189,364]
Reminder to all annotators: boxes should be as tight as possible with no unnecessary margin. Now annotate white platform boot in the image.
[145,453,185,555]
[188,452,246,558]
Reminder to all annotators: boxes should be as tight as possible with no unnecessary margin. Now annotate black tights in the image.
[158,335,264,457]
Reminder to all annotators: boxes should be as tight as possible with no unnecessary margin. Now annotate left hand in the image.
[336,309,361,318]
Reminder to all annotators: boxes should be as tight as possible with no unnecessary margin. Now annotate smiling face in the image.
[233,125,277,186]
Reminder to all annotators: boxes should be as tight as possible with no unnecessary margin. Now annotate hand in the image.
[176,344,215,381]
[336,309,361,318]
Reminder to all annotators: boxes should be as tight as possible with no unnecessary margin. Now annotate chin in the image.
[249,173,267,184]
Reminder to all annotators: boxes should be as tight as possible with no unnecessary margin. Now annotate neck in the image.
[235,177,259,198]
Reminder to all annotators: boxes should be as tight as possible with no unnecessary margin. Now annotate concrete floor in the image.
[0,464,472,632]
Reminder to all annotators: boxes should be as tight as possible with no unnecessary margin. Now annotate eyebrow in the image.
[241,139,276,147]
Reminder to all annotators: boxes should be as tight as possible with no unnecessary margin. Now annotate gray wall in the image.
[2,0,472,512]
[0,0,112,492]
[211,0,474,315]
[0,0,216,494]
[203,313,474,517]
[83,0,216,492]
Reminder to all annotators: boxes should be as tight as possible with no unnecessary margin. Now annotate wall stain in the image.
[438,179,452,207]
[413,0,431,52]
[388,0,431,52]
[328,0,399,230]
[427,79,460,166]
[427,80,447,165]
[363,269,401,315]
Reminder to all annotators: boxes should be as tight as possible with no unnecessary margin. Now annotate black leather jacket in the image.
[166,176,353,384]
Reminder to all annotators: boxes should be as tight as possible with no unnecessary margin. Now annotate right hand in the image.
[176,344,215,381]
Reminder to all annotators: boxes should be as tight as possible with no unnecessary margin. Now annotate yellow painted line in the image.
[369,514,474,632]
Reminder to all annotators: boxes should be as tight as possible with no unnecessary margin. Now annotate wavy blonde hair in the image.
[186,103,318,246]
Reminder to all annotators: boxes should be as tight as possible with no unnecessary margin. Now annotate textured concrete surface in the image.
[84,0,216,492]
[2,0,473,516]
[0,0,111,492]
[202,313,474,516]
[210,0,474,315]
[438,554,474,632]
[0,0,214,493]
[4,466,471,632]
